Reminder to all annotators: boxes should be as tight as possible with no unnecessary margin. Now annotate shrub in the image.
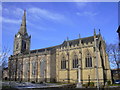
[40,81,43,84]
[107,80,111,85]
[82,83,88,88]
[31,81,35,83]
[89,82,94,87]
[82,82,94,88]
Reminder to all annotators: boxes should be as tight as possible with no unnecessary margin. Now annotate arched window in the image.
[22,40,26,50]
[32,61,36,76]
[85,53,92,67]
[61,56,66,69]
[73,54,78,68]
[16,43,19,49]
[40,59,45,77]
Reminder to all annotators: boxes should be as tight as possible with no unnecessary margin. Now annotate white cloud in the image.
[1,17,21,24]
[3,8,24,17]
[76,11,98,17]
[27,7,65,22]
[13,8,23,16]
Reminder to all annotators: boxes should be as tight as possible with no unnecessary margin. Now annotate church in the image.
[8,10,112,86]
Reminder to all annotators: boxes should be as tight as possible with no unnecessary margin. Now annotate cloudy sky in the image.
[2,2,118,56]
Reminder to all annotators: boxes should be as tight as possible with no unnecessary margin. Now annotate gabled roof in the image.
[30,34,100,54]
[61,34,100,47]
[30,45,60,53]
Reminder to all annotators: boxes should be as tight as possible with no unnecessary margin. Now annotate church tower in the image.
[13,10,31,55]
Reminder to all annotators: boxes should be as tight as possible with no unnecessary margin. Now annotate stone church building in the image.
[8,10,112,85]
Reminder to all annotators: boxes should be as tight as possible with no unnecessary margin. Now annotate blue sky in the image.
[2,2,118,55]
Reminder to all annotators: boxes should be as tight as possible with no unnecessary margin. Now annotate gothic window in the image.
[22,40,26,50]
[61,56,66,69]
[40,59,45,77]
[24,43,26,49]
[32,61,36,76]
[16,43,19,50]
[24,61,29,78]
[85,53,92,67]
[73,54,78,68]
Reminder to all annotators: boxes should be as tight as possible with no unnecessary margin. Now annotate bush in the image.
[40,81,43,84]
[89,82,94,87]
[31,81,35,83]
[82,82,94,88]
[107,80,111,85]
[82,83,88,88]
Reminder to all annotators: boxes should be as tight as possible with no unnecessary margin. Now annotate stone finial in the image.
[94,28,96,36]
[99,29,101,35]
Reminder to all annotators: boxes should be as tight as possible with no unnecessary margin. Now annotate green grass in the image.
[109,84,120,86]
[2,85,11,89]
[2,85,19,90]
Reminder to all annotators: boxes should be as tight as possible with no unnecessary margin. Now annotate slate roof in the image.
[30,34,100,53]
[30,45,60,53]
[61,34,100,47]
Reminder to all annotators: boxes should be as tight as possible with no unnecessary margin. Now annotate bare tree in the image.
[106,43,120,69]
[106,43,120,80]
[0,47,10,69]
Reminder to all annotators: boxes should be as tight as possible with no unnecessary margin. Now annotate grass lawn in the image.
[109,84,120,86]
[2,85,18,90]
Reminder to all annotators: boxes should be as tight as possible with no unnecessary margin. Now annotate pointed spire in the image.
[94,28,96,36]
[21,10,26,26]
[67,36,69,47]
[19,10,27,35]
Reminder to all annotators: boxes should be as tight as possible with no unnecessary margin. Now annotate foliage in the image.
[0,47,10,69]
[88,82,94,87]
[82,82,94,88]
[31,81,35,83]
[107,80,111,85]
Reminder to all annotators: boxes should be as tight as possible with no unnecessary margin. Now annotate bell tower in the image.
[13,10,31,55]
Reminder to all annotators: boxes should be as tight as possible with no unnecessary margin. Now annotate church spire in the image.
[19,10,27,35]
[22,10,26,26]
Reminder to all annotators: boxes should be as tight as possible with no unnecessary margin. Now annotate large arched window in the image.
[40,59,46,77]
[85,53,92,67]
[61,55,66,69]
[73,54,78,68]
[32,61,36,76]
